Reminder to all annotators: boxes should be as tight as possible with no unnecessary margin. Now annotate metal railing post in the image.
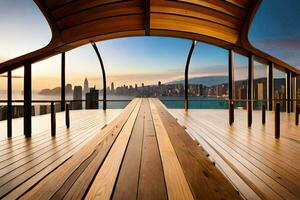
[66,103,70,128]
[229,100,234,125]
[51,102,56,136]
[295,104,299,125]
[275,102,280,139]
[262,103,266,125]
[7,70,12,138]
[184,40,197,110]
[90,41,107,110]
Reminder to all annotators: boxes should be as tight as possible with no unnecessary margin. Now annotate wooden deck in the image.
[169,107,300,200]
[2,98,300,200]
[0,98,242,200]
[0,109,121,199]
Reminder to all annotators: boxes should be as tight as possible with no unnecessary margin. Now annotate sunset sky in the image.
[0,0,300,92]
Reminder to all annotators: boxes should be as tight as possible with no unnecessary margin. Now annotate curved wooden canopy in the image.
[0,0,299,75]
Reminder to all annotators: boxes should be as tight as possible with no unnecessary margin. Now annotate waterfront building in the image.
[86,87,99,109]
[72,86,82,110]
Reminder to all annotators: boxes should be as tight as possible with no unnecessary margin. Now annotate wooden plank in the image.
[85,99,141,199]
[150,13,239,44]
[111,99,146,200]
[152,99,241,200]
[149,98,194,200]
[137,99,168,200]
[18,99,139,200]
[171,109,300,200]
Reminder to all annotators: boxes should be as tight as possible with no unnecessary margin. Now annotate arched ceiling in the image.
[0,0,299,75]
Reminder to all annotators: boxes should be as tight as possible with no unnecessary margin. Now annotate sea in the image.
[0,90,228,110]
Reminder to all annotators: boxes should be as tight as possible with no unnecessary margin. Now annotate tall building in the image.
[73,86,82,109]
[66,84,72,95]
[86,87,99,109]
[83,78,89,94]
[111,82,115,94]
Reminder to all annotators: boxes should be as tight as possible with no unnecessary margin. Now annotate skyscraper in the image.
[111,82,115,94]
[84,77,89,94]
[66,84,72,95]
[86,87,99,109]
[73,86,82,109]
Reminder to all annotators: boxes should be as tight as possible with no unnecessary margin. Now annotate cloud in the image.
[252,37,300,68]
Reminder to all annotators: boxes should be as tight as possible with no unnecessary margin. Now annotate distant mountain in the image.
[167,76,228,87]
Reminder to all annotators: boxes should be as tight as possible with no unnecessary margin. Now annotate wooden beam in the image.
[7,70,12,138]
[248,54,254,127]
[24,62,32,137]
[145,0,150,35]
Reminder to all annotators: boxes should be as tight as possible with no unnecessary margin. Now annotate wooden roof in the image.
[0,0,299,75]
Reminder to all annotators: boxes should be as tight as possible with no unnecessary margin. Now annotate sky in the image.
[0,0,300,91]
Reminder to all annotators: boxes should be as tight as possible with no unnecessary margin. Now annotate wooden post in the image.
[24,62,32,137]
[268,62,274,111]
[229,100,234,125]
[248,55,254,127]
[51,102,56,136]
[61,52,66,111]
[66,103,70,128]
[228,50,235,124]
[262,104,266,125]
[275,102,280,139]
[295,104,299,125]
[7,70,12,138]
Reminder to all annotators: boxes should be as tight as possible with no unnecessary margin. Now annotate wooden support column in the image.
[184,40,196,110]
[7,70,12,138]
[286,70,291,113]
[228,49,235,124]
[61,52,65,111]
[24,62,32,137]
[268,61,274,111]
[248,55,254,127]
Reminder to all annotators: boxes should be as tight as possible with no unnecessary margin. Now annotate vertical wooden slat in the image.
[24,62,32,137]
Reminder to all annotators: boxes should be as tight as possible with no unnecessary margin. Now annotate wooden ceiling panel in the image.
[61,14,145,43]
[57,1,143,30]
[224,0,251,9]
[44,0,74,10]
[51,0,123,20]
[151,13,239,44]
[151,1,242,30]
[176,0,246,19]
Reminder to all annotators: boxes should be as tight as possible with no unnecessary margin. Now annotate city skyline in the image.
[0,0,300,92]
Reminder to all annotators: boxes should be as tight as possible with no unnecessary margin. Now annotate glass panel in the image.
[253,61,268,110]
[234,53,248,109]
[188,42,228,109]
[274,67,286,112]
